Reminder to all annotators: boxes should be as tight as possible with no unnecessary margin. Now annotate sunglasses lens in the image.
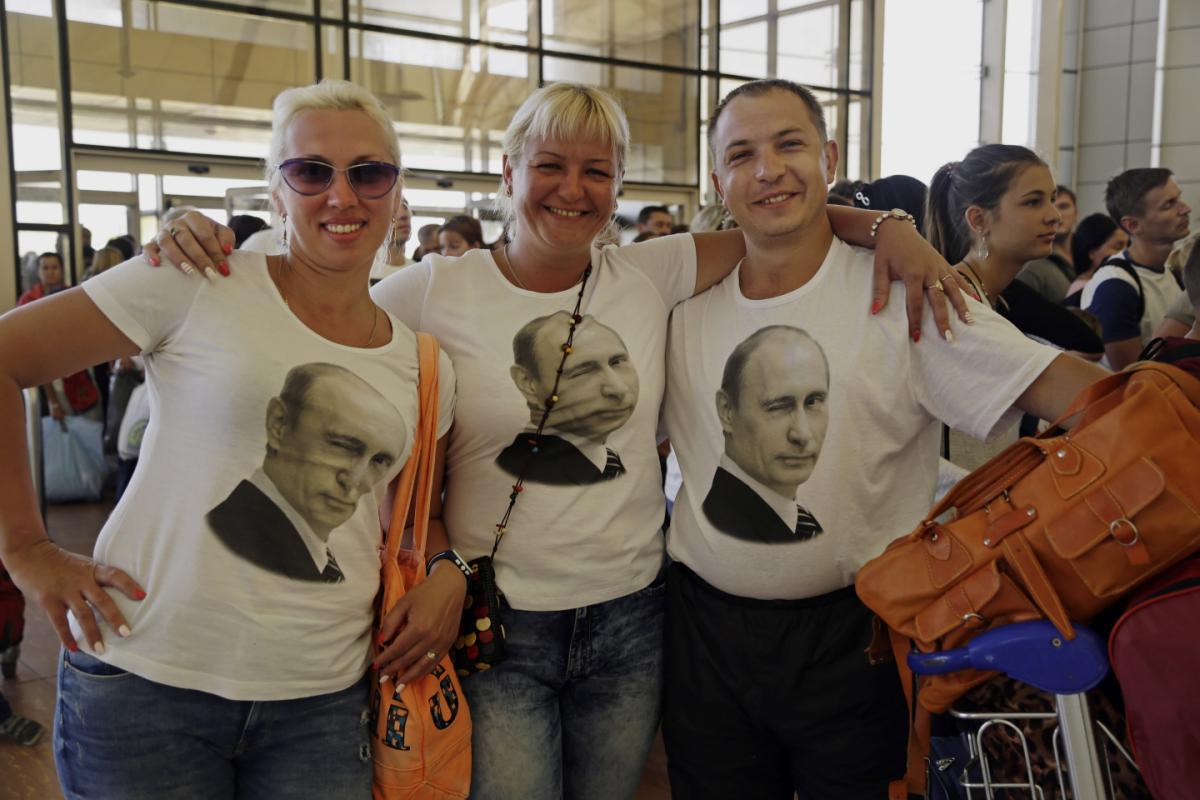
[280,161,333,194]
[348,163,398,198]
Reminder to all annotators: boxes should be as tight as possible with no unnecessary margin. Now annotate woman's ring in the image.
[925,279,945,292]
[425,650,438,661]
[169,226,182,238]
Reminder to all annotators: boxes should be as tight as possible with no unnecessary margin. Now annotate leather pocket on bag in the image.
[1044,457,1200,597]
[913,561,1040,647]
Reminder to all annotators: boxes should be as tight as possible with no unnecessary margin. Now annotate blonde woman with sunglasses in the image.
[0,80,458,798]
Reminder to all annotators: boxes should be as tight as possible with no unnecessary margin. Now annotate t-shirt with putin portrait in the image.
[77,251,454,701]
[663,237,1059,601]
[372,234,696,611]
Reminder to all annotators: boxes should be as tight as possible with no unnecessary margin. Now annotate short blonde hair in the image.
[497,83,629,227]
[266,80,401,195]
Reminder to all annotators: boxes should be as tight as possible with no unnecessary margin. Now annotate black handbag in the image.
[449,258,593,678]
[451,556,506,676]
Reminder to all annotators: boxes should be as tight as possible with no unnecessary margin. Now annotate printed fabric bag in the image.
[117,382,151,461]
[42,415,107,502]
[855,362,1200,797]
[369,333,472,799]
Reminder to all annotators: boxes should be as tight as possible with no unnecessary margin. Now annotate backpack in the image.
[1108,556,1200,800]
[1099,257,1146,322]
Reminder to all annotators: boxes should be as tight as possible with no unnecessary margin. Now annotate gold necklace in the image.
[958,259,992,306]
[502,244,529,290]
[275,258,380,347]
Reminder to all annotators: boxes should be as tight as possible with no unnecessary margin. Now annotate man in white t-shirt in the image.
[208,362,405,582]
[496,312,638,485]
[1082,168,1191,369]
[661,79,1109,799]
[703,326,828,542]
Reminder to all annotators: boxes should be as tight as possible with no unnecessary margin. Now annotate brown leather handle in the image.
[928,438,1045,520]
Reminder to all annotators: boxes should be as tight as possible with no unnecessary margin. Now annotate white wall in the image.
[1152,0,1200,212]
[1071,0,1161,215]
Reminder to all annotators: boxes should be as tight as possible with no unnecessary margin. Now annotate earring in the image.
[976,236,989,261]
[281,214,288,248]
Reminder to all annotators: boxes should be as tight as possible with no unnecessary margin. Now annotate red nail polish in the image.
[149,256,160,267]
[67,642,79,653]
[218,262,230,277]
[223,243,233,255]
[134,589,147,600]
[911,329,921,343]
[871,300,882,315]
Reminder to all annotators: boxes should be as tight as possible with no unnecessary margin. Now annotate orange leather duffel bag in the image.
[857,361,1200,714]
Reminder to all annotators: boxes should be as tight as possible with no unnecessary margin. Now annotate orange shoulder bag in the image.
[369,332,472,799]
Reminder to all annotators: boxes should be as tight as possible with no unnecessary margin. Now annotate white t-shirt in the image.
[369,255,411,284]
[239,227,284,255]
[372,234,696,610]
[1081,253,1185,343]
[78,252,455,701]
[663,237,1058,600]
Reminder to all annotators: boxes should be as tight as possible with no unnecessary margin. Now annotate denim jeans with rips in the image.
[55,649,372,800]
[463,570,665,800]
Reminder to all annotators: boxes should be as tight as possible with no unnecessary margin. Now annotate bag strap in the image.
[887,627,929,800]
[1101,256,1145,322]
[383,332,441,563]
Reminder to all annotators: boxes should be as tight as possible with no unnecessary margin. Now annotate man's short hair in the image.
[1105,168,1174,229]
[720,326,828,408]
[277,362,356,427]
[38,251,62,267]
[637,205,670,225]
[708,79,828,160]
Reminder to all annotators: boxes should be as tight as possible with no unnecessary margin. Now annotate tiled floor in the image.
[0,500,672,799]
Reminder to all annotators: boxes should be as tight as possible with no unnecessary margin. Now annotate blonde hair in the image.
[90,246,124,275]
[266,80,401,195]
[496,83,629,230]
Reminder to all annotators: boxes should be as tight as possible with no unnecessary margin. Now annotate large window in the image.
[4,0,876,292]
[879,0,982,184]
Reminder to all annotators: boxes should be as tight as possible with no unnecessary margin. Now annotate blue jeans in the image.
[55,650,372,800]
[464,571,665,800]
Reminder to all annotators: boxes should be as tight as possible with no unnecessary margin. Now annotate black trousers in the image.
[663,562,907,799]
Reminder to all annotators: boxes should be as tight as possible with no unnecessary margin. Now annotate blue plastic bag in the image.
[42,416,107,502]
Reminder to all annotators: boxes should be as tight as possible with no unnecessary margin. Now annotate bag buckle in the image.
[1109,517,1140,547]
[961,612,988,629]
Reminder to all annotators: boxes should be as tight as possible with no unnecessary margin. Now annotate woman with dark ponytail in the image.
[925,144,1102,359]
[925,145,1152,799]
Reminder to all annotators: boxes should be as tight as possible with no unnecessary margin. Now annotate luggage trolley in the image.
[909,620,1140,799]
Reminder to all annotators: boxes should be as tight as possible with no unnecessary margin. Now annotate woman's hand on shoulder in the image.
[871,219,973,342]
[3,539,145,654]
[142,211,236,280]
[373,563,466,687]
